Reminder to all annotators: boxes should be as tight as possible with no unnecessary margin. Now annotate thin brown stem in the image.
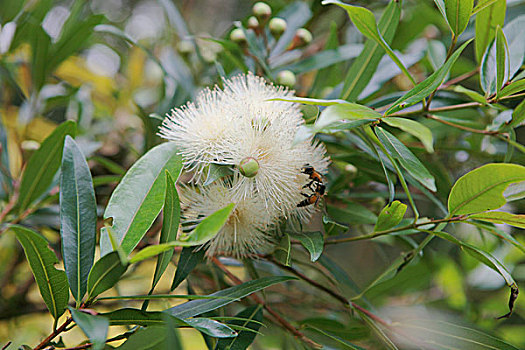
[439,67,479,90]
[33,316,74,350]
[211,257,322,349]
[388,101,482,118]
[426,114,500,135]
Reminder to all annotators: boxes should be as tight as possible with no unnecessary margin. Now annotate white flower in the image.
[160,73,330,257]
[180,182,278,258]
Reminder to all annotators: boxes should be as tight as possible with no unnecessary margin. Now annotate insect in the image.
[297,164,325,207]
[297,182,325,207]
[300,164,323,192]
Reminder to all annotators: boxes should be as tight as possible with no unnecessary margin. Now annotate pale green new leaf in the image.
[469,211,525,229]
[288,231,324,262]
[382,117,434,153]
[374,200,407,232]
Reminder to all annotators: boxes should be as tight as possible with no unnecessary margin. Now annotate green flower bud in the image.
[277,70,296,87]
[295,28,312,46]
[253,2,271,22]
[269,17,287,38]
[238,157,260,178]
[247,16,259,31]
[230,28,247,45]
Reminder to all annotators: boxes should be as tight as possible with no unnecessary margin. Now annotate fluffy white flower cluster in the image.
[159,73,329,257]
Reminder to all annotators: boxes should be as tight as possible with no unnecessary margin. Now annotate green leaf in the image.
[444,0,474,36]
[30,26,51,90]
[374,201,407,232]
[452,85,488,104]
[431,230,518,317]
[216,306,264,350]
[166,276,297,319]
[171,247,205,291]
[391,319,520,350]
[382,117,434,153]
[503,15,525,80]
[17,120,76,211]
[475,0,506,62]
[341,0,401,101]
[375,127,436,192]
[151,171,180,289]
[499,79,525,98]
[283,44,362,75]
[316,103,381,129]
[448,163,525,215]
[274,234,292,266]
[100,142,182,256]
[385,40,472,115]
[101,308,237,338]
[323,0,414,85]
[116,326,167,350]
[495,26,509,95]
[469,211,525,229]
[86,251,128,300]
[69,308,109,350]
[176,203,235,246]
[507,99,525,129]
[12,225,69,319]
[288,231,324,262]
[60,136,97,303]
[466,221,525,253]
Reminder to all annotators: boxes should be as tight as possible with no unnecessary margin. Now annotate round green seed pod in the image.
[277,70,296,87]
[238,157,260,178]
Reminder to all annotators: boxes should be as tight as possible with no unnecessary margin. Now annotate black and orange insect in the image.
[297,164,325,207]
[297,182,325,207]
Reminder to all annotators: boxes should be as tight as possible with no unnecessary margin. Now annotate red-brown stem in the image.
[33,317,74,350]
[439,67,480,90]
[210,257,322,349]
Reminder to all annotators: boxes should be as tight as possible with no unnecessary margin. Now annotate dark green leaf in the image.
[475,0,506,62]
[375,127,436,191]
[385,40,472,115]
[116,326,167,350]
[100,142,182,256]
[30,26,51,90]
[69,308,109,350]
[171,247,205,291]
[216,306,264,350]
[288,231,324,262]
[166,276,296,319]
[60,136,97,303]
[374,201,407,232]
[152,171,180,289]
[495,26,509,95]
[274,234,292,267]
[341,0,401,101]
[12,225,69,319]
[87,251,128,300]
[444,0,474,36]
[17,120,76,211]
[448,163,525,215]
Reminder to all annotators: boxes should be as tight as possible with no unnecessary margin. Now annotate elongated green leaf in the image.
[17,120,76,211]
[171,247,205,291]
[466,221,525,254]
[391,319,520,350]
[507,99,525,129]
[30,26,51,91]
[475,0,506,62]
[444,0,474,36]
[374,201,407,232]
[317,103,381,129]
[69,308,109,350]
[385,40,472,115]
[60,136,96,303]
[341,0,400,101]
[470,211,525,229]
[495,26,509,95]
[151,171,180,289]
[176,203,235,246]
[274,234,292,267]
[503,15,525,80]
[100,142,182,256]
[453,85,488,104]
[87,251,128,300]
[216,306,264,350]
[288,231,324,262]
[12,225,69,319]
[323,0,414,85]
[100,308,236,338]
[375,127,436,191]
[382,117,434,153]
[116,326,167,350]
[499,79,525,98]
[448,163,525,215]
[166,276,297,319]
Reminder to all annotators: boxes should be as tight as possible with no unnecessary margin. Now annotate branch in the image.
[210,257,322,349]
